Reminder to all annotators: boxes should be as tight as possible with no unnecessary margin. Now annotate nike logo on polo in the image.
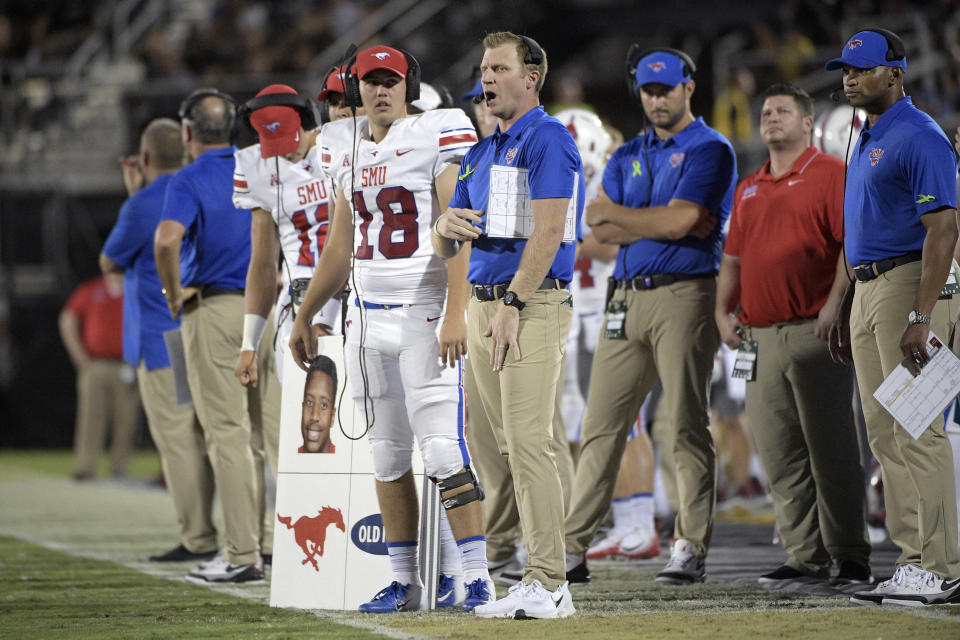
[427,316,442,322]
[458,165,476,181]
[396,149,412,156]
[916,194,936,204]
[788,179,804,186]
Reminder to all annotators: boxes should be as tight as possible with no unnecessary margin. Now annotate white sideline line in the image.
[0,527,426,640]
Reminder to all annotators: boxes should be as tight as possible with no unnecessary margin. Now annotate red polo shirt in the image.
[63,276,124,359]
[724,146,844,326]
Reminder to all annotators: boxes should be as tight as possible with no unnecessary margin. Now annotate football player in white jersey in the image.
[553,109,660,561]
[288,45,494,613]
[232,84,341,388]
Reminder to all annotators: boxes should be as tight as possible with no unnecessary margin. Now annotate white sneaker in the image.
[849,563,921,606]
[586,526,629,559]
[473,580,575,619]
[616,525,661,559]
[196,549,225,570]
[655,538,705,585]
[186,553,263,584]
[882,568,960,607]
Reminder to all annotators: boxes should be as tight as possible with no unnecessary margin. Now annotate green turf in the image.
[0,449,163,481]
[2,450,959,639]
[0,535,384,640]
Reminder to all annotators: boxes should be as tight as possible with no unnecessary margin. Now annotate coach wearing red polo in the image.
[716,83,871,588]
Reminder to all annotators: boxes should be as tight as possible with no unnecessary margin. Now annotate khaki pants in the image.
[745,320,869,574]
[566,279,718,557]
[467,288,572,589]
[137,363,217,553]
[181,292,279,565]
[252,316,282,553]
[466,351,574,565]
[851,260,960,578]
[73,359,140,477]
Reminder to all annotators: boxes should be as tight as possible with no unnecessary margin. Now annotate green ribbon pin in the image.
[632,160,642,177]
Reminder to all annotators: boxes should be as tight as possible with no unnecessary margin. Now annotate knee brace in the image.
[432,466,485,510]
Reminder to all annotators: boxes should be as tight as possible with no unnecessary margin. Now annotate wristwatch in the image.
[502,291,526,311]
[907,309,931,325]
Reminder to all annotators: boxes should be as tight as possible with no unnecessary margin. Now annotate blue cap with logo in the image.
[825,30,906,71]
[634,51,692,88]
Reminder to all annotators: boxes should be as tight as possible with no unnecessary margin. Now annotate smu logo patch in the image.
[670,152,685,167]
[742,185,758,199]
[869,148,884,166]
[648,62,666,72]
[351,513,388,555]
[505,147,519,165]
[264,121,282,132]
[848,39,863,50]
[373,52,391,60]
[277,506,345,571]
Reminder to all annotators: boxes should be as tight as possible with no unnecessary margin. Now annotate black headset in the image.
[862,27,906,62]
[177,88,237,120]
[518,35,545,66]
[237,92,322,132]
[342,47,422,108]
[624,45,697,104]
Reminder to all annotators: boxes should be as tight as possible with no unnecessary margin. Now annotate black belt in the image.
[472,278,569,302]
[199,286,244,298]
[615,273,713,291]
[853,251,922,282]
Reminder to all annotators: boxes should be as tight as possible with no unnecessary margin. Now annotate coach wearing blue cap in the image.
[825,29,960,607]
[563,46,736,586]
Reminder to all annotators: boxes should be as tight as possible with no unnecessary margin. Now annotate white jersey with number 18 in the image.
[319,109,477,305]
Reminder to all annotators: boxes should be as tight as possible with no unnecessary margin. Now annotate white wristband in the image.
[241,313,268,351]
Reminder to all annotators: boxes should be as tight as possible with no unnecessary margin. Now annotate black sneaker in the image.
[262,554,272,569]
[757,565,809,587]
[565,553,591,585]
[757,565,821,587]
[149,544,218,563]
[832,560,873,586]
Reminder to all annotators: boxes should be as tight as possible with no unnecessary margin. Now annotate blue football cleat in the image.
[358,581,422,613]
[436,574,465,607]
[462,577,496,612]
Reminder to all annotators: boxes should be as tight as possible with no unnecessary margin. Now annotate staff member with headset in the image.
[826,29,960,607]
[435,31,584,618]
[563,46,736,586]
[155,89,280,584]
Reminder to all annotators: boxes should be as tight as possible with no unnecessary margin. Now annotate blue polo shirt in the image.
[603,118,736,279]
[161,146,250,289]
[844,97,957,266]
[102,174,179,370]
[449,106,585,284]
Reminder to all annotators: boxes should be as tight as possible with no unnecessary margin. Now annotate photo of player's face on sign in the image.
[299,355,337,454]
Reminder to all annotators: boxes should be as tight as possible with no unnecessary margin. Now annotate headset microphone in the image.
[472,93,485,105]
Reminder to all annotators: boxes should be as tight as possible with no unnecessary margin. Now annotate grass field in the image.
[2,449,959,639]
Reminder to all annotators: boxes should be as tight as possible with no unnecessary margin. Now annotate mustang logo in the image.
[648,62,666,72]
[848,39,863,50]
[277,506,346,571]
[373,52,391,60]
